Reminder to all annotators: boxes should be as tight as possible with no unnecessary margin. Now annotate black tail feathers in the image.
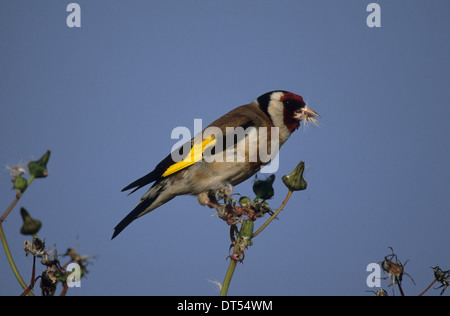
[121,170,158,195]
[111,197,155,239]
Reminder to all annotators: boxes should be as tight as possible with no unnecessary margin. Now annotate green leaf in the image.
[252,174,275,200]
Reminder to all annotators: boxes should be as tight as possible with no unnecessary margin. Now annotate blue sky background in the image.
[1,1,449,296]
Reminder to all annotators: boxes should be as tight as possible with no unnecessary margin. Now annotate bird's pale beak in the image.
[304,105,320,119]
[295,105,320,122]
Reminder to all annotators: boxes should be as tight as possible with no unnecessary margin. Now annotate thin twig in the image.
[0,194,21,224]
[418,279,437,296]
[397,281,405,297]
[20,277,40,297]
[1,175,34,223]
[60,282,69,296]
[20,257,37,297]
[0,224,34,296]
[30,256,37,288]
[252,190,293,239]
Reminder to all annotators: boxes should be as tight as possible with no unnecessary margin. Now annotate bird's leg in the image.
[214,183,236,206]
[197,185,256,225]
[197,191,221,208]
[197,191,229,219]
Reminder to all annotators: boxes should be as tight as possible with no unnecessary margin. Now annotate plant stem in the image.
[0,195,20,224]
[28,175,35,186]
[220,244,239,296]
[397,282,405,297]
[252,190,293,239]
[0,174,36,296]
[20,256,37,296]
[220,189,295,296]
[0,224,34,296]
[418,279,436,296]
[0,175,34,224]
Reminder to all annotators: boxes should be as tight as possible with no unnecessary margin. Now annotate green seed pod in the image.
[282,161,307,191]
[238,196,251,207]
[13,176,28,193]
[20,208,42,236]
[28,150,51,178]
[238,219,254,247]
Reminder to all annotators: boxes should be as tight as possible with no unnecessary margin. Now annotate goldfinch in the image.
[112,90,319,239]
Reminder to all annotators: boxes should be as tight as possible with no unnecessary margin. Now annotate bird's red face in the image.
[257,91,320,133]
[280,92,320,132]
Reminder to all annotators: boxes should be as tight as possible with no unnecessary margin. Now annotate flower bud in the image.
[20,207,42,236]
[238,196,251,207]
[13,176,28,194]
[28,150,51,178]
[238,219,254,247]
[282,161,307,191]
[40,268,57,296]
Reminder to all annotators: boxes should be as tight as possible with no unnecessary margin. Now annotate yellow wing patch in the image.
[161,135,217,177]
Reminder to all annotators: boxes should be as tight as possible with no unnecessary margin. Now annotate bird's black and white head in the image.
[256,90,320,141]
